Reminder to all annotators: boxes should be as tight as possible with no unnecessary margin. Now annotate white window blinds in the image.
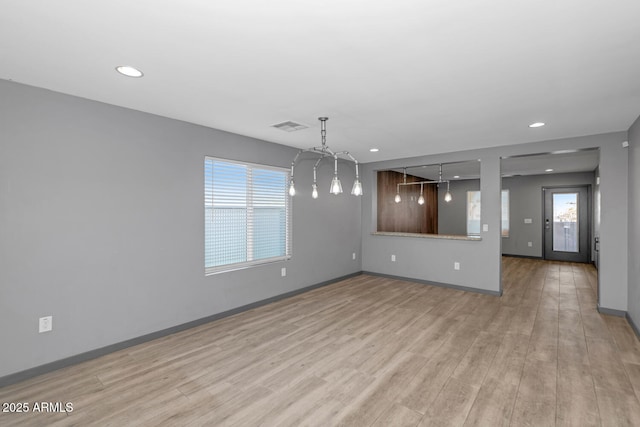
[205,157,291,274]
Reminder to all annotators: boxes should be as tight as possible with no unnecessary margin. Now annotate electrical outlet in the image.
[352,252,356,260]
[281,267,286,277]
[39,316,52,333]
[454,262,460,270]
[482,224,489,232]
[391,254,396,262]
[528,242,533,247]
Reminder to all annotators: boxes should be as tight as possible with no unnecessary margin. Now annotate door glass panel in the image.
[553,193,579,252]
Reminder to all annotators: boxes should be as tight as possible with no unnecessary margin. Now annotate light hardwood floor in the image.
[2,257,640,426]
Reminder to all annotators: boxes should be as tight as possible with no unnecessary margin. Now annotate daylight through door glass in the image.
[552,193,579,253]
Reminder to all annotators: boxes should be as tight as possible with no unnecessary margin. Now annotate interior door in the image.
[543,186,590,263]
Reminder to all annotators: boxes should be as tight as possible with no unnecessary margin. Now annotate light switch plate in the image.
[482,224,489,232]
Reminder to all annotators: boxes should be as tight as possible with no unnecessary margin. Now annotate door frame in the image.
[542,185,592,263]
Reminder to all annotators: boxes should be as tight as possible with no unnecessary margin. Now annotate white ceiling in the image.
[2,1,639,163]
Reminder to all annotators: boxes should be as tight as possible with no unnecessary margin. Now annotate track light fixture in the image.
[418,183,425,205]
[394,164,453,204]
[289,117,362,199]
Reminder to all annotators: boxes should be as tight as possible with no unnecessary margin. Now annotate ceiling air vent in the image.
[272,120,308,132]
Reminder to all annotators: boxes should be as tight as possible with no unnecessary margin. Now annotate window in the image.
[467,191,482,236]
[204,157,291,274]
[466,190,510,237]
[501,189,510,237]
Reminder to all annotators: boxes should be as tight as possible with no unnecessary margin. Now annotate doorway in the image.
[543,186,590,263]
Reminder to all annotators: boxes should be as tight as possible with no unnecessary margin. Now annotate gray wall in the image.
[628,115,640,329]
[362,132,628,309]
[501,172,596,258]
[0,80,362,378]
[437,179,480,236]
[363,155,503,294]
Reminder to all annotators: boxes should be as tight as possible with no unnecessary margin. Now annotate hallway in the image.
[500,256,640,425]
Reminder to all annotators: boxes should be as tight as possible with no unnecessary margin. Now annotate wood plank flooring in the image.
[2,257,640,426]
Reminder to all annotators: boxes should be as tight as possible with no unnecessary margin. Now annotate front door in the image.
[543,186,590,263]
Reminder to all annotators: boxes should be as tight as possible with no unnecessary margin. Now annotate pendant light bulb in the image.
[394,193,401,203]
[330,175,343,195]
[288,180,296,197]
[418,194,425,205]
[312,184,318,199]
[351,179,363,196]
[444,181,452,202]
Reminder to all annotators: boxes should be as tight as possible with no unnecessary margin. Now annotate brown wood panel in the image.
[377,170,437,233]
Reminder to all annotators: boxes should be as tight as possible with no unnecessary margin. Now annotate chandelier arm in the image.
[292,148,333,173]
[309,146,336,157]
[314,157,326,167]
[312,156,325,183]
[343,152,360,178]
[290,149,306,179]
[333,150,359,162]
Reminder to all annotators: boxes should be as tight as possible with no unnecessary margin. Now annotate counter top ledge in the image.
[372,232,482,241]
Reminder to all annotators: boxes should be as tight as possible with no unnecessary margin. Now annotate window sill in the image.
[205,255,291,276]
[371,232,482,241]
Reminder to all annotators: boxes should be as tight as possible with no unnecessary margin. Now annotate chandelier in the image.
[289,117,362,198]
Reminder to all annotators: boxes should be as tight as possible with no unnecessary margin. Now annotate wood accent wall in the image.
[377,170,438,233]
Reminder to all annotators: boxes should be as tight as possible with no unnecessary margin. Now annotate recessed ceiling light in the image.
[115,65,144,78]
[529,122,545,128]
[545,168,554,172]
[369,148,379,152]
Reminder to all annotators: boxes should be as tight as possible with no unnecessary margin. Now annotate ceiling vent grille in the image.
[272,121,308,132]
